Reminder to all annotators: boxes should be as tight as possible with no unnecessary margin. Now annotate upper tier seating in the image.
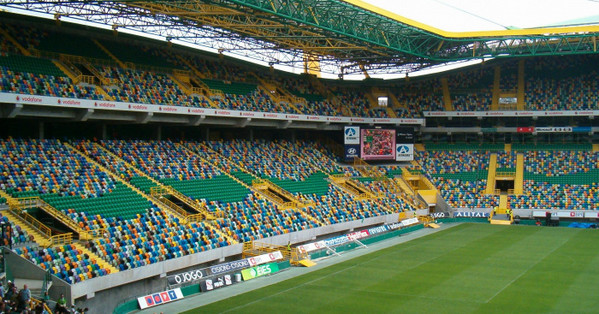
[0,55,102,99]
[100,140,222,181]
[207,139,318,181]
[0,138,115,198]
[525,55,599,110]
[523,151,599,177]
[100,66,196,106]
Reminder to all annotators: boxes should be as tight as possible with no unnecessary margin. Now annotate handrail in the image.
[8,204,52,238]
[155,194,189,217]
[37,198,85,235]
[51,233,73,246]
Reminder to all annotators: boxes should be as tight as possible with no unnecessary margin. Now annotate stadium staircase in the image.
[402,161,439,206]
[169,70,196,95]
[1,191,53,247]
[514,153,524,195]
[6,198,73,247]
[517,60,525,110]
[169,70,219,108]
[499,195,508,209]
[440,77,453,111]
[328,175,377,200]
[485,154,498,194]
[490,66,500,110]
[364,89,379,108]
[385,107,398,118]
[0,27,31,56]
[415,144,425,151]
[505,143,512,152]
[51,60,81,84]
[50,55,114,101]
[489,206,513,225]
[306,73,335,100]
[593,144,599,152]
[71,242,118,275]
[30,198,89,239]
[257,85,304,113]
[175,55,206,79]
[92,39,127,69]
[251,73,306,110]
[251,179,306,210]
[353,158,424,209]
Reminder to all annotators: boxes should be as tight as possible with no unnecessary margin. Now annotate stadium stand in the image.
[3,10,599,314]
[0,55,102,99]
[525,55,599,111]
[14,244,111,284]
[417,150,497,208]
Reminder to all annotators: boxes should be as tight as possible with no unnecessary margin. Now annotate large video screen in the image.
[360,128,396,161]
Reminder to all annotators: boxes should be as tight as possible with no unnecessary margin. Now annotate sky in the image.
[361,0,599,32]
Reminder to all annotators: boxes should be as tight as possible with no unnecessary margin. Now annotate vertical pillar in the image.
[157,125,162,141]
[249,129,254,141]
[39,121,44,140]
[101,124,107,140]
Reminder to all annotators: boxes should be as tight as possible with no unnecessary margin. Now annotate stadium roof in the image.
[1,0,599,77]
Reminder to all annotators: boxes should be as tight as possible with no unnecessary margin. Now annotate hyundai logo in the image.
[348,148,357,154]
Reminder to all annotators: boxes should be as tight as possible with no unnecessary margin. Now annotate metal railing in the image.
[51,233,73,246]
[8,205,52,238]
[496,171,516,177]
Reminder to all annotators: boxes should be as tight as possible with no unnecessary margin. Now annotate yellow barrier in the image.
[8,206,52,238]
[51,233,73,246]
[496,171,515,177]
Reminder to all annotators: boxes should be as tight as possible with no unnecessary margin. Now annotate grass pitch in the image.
[184,224,599,313]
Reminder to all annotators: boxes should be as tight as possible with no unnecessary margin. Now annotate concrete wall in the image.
[3,247,71,302]
[68,213,398,313]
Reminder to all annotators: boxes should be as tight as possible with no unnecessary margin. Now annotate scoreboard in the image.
[344,126,414,161]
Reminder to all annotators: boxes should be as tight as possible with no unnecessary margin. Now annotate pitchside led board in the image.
[343,126,414,162]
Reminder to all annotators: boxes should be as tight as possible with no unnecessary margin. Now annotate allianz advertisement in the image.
[344,126,360,144]
[395,144,414,161]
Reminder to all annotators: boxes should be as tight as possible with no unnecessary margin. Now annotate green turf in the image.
[183,223,599,313]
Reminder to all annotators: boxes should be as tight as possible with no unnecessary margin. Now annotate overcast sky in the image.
[362,0,599,31]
